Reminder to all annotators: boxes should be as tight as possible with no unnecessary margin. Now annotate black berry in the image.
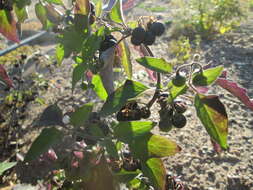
[140,107,151,119]
[143,31,156,46]
[173,100,187,114]
[158,118,173,132]
[172,113,187,128]
[130,36,142,46]
[172,72,186,87]
[131,27,146,43]
[192,72,207,86]
[150,22,165,36]
[99,35,117,52]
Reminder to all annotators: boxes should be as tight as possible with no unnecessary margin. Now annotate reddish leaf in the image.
[216,78,253,111]
[0,64,13,88]
[0,10,19,43]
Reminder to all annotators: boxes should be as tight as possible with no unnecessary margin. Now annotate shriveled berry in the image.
[140,107,151,119]
[131,27,146,43]
[173,101,187,114]
[143,31,156,46]
[150,22,165,36]
[172,113,187,128]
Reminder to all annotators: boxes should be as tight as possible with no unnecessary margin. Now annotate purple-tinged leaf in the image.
[216,78,253,111]
[0,64,13,88]
[194,94,228,150]
[211,139,223,154]
[0,10,19,43]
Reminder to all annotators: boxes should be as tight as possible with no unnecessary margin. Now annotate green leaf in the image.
[114,121,156,143]
[130,133,181,160]
[82,26,105,60]
[109,0,125,24]
[72,63,88,92]
[95,0,102,17]
[192,66,223,86]
[103,138,119,159]
[25,127,62,162]
[114,170,140,183]
[141,158,166,190]
[38,104,63,126]
[136,57,172,74]
[14,5,28,23]
[0,10,19,42]
[167,80,188,102]
[91,74,108,100]
[35,2,48,29]
[0,161,17,176]
[56,44,64,66]
[194,94,228,149]
[119,40,132,79]
[44,0,64,5]
[100,80,149,116]
[70,103,93,127]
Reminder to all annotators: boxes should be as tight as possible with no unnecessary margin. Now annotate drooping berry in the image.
[150,22,165,36]
[131,27,146,44]
[172,113,187,128]
[172,72,186,87]
[130,36,142,46]
[192,72,208,86]
[116,101,142,121]
[143,31,156,46]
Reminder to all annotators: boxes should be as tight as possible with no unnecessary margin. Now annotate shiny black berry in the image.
[172,72,186,87]
[150,22,165,36]
[99,35,117,52]
[172,113,187,128]
[143,31,156,46]
[130,36,142,46]
[192,72,207,86]
[158,118,173,132]
[131,27,146,43]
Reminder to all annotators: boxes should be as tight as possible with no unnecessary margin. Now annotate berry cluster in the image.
[116,101,151,121]
[131,21,165,46]
[158,93,187,131]
[0,0,13,11]
[108,151,141,173]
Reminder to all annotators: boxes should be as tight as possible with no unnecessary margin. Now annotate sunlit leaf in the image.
[38,104,63,126]
[118,40,132,79]
[0,161,17,176]
[0,10,19,42]
[194,94,228,149]
[192,66,223,86]
[141,158,166,190]
[95,0,102,17]
[25,127,63,162]
[167,80,188,102]
[109,0,125,24]
[216,78,253,111]
[130,133,181,160]
[114,121,156,143]
[35,2,48,29]
[114,170,140,183]
[72,63,88,92]
[70,103,93,127]
[75,0,90,15]
[136,57,172,74]
[91,74,108,100]
[55,44,64,66]
[14,5,28,23]
[100,80,149,116]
